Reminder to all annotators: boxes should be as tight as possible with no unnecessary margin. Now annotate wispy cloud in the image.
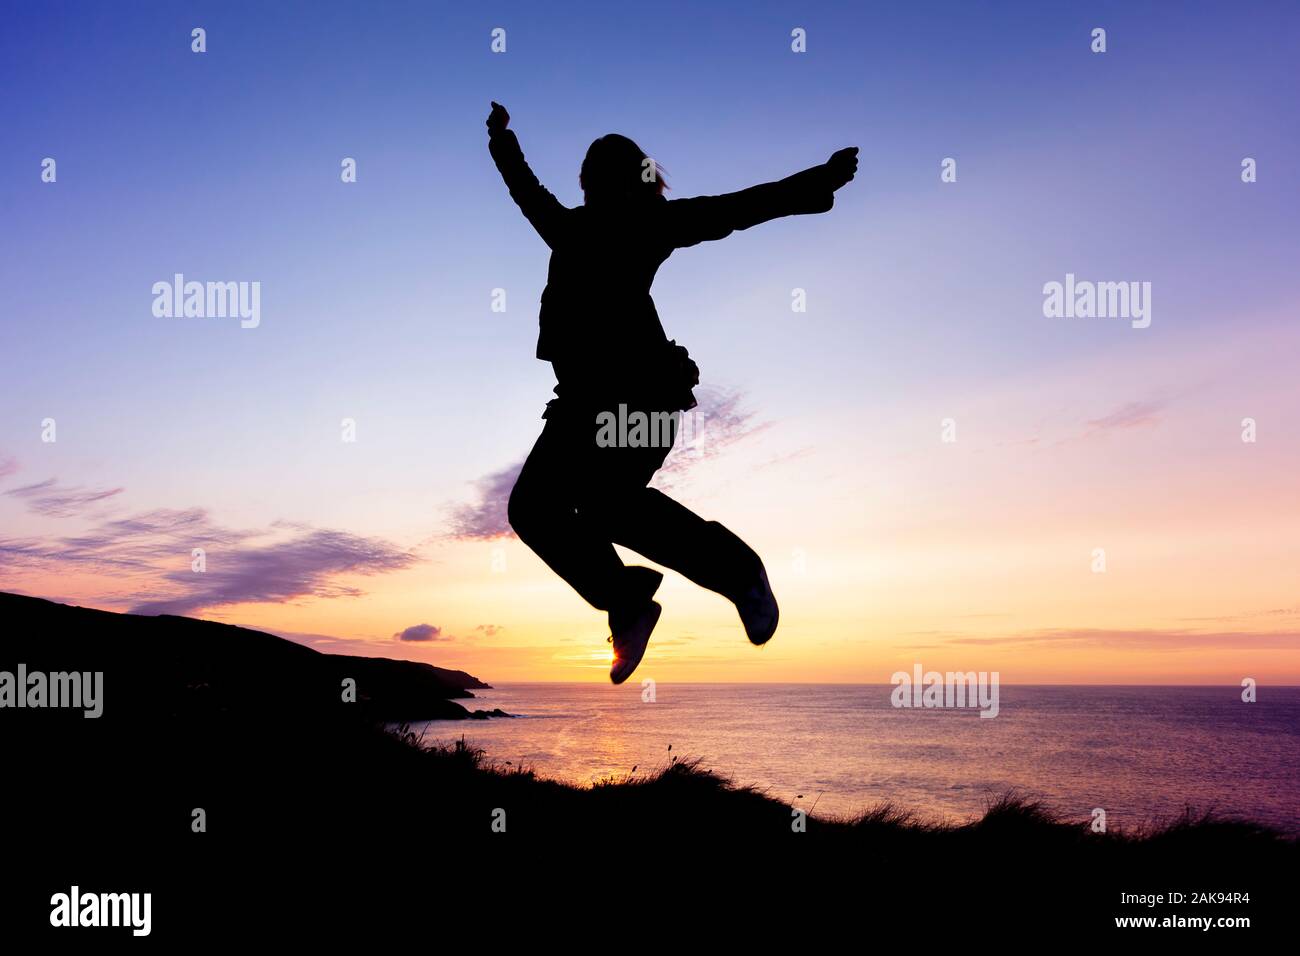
[0,456,18,480]
[6,478,124,517]
[128,526,417,616]
[652,386,769,489]
[918,627,1300,652]
[1081,400,1165,438]
[0,501,418,617]
[1,508,252,575]
[446,462,521,541]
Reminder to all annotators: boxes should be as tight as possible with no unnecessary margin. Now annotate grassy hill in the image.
[2,591,1293,934]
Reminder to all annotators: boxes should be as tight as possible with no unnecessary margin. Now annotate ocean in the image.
[410,686,1300,832]
[407,683,1300,834]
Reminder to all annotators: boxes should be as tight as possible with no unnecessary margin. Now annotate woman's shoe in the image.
[608,600,662,684]
[734,567,778,645]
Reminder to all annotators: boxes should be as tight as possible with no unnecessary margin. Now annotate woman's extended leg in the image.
[590,486,779,645]
[597,487,762,601]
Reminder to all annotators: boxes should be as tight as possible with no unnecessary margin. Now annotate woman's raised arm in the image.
[486,102,568,248]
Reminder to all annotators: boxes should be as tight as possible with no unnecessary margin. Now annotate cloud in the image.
[474,624,504,637]
[652,386,770,488]
[128,526,417,616]
[446,462,522,541]
[0,508,255,575]
[919,627,1300,652]
[1178,605,1300,623]
[6,478,124,517]
[0,456,18,479]
[393,622,445,642]
[0,500,419,617]
[1081,400,1164,437]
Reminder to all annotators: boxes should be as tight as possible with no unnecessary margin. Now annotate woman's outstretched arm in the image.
[486,102,568,248]
[664,147,859,248]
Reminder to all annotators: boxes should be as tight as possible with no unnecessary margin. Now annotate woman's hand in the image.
[487,101,510,134]
[825,146,859,190]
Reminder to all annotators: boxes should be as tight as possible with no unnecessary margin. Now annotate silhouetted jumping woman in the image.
[487,101,858,684]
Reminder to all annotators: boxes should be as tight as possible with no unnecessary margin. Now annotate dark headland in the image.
[0,591,495,721]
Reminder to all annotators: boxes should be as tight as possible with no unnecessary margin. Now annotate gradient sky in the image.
[3,0,1299,683]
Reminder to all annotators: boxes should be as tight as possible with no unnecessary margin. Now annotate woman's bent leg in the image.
[508,420,662,612]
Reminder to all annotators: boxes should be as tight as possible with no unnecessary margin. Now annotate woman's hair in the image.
[580,134,667,204]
